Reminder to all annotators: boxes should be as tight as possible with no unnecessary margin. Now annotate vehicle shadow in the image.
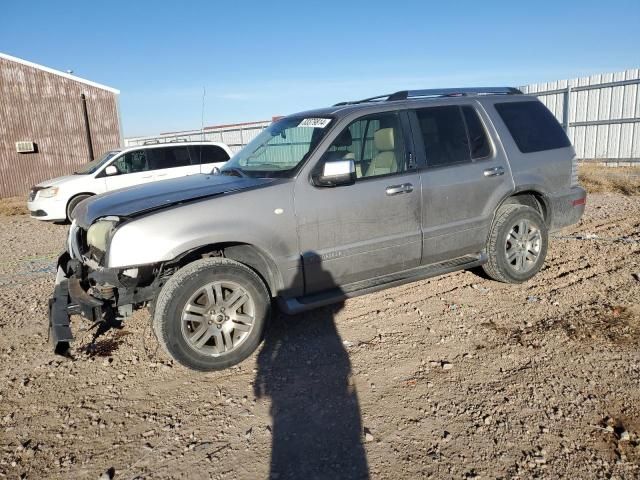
[254,268,370,480]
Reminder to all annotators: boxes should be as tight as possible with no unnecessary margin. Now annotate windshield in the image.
[220,116,333,178]
[74,150,121,174]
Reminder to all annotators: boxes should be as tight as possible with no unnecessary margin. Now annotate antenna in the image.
[201,86,206,141]
[200,86,206,165]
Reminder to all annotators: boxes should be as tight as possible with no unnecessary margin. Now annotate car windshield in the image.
[74,150,121,174]
[220,116,333,178]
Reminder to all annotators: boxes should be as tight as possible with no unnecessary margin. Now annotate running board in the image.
[279,254,486,315]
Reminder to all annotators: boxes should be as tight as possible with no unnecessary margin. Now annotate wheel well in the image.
[67,192,94,208]
[66,193,94,219]
[169,242,280,297]
[500,191,549,224]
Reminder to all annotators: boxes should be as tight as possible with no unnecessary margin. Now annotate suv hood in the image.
[72,174,276,228]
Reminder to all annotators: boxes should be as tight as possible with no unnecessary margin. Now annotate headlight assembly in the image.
[87,218,119,252]
[39,187,59,198]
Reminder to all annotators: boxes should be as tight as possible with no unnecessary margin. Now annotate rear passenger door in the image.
[149,146,199,181]
[410,104,514,265]
[189,145,231,174]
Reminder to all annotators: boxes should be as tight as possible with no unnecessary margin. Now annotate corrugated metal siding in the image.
[0,56,121,197]
[125,121,271,153]
[521,69,640,162]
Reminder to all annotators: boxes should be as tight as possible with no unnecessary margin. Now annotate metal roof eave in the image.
[0,52,120,94]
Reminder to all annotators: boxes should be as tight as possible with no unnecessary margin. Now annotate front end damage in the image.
[48,223,169,354]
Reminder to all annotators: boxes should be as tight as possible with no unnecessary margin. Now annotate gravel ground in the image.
[0,193,639,479]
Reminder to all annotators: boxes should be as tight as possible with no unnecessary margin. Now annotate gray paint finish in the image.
[71,92,585,304]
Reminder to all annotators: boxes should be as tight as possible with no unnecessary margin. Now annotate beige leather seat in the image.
[366,128,397,176]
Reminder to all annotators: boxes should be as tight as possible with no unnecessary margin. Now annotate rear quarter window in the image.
[495,101,570,153]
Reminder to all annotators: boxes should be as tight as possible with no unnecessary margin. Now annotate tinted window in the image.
[462,106,491,159]
[147,147,191,170]
[112,150,148,174]
[326,112,405,178]
[495,101,570,153]
[189,145,230,165]
[416,106,469,167]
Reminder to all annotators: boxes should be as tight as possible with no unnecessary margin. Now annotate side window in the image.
[326,112,406,179]
[462,106,491,159]
[189,145,230,164]
[495,101,571,153]
[148,147,191,170]
[415,106,470,168]
[112,150,148,174]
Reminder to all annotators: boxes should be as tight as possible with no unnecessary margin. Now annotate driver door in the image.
[294,111,422,294]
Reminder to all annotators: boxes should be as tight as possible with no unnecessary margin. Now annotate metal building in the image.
[522,69,640,164]
[0,52,121,198]
[124,120,272,153]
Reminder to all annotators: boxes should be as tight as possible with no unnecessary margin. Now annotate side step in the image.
[279,254,486,315]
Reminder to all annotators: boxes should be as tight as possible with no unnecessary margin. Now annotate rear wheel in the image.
[152,258,270,371]
[482,204,548,283]
[66,194,91,221]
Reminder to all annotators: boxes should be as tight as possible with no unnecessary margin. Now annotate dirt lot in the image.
[1,192,639,479]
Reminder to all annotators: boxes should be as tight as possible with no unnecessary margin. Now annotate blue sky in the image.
[2,0,639,137]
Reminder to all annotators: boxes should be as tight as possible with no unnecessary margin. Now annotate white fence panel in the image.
[522,69,640,163]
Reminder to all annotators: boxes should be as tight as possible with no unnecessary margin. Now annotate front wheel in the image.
[482,204,548,283]
[152,258,270,371]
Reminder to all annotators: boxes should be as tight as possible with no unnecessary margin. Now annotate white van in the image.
[27,141,232,222]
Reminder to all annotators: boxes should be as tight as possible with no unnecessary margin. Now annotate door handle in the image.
[156,173,167,177]
[385,183,413,196]
[483,166,505,177]
[141,175,153,179]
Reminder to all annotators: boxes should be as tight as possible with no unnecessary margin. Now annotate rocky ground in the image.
[0,193,639,479]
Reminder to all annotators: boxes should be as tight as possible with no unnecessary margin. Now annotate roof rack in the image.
[334,87,522,106]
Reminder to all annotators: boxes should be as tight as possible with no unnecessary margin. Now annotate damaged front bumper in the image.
[48,252,105,354]
[48,250,162,355]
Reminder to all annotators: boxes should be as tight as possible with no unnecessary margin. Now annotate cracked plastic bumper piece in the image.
[48,267,74,354]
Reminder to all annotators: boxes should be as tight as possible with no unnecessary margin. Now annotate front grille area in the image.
[28,187,43,201]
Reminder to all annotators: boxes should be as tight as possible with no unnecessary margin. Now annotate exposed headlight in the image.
[87,218,119,252]
[39,187,59,198]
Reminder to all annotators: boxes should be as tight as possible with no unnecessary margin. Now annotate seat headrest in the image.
[374,128,395,151]
[333,128,353,147]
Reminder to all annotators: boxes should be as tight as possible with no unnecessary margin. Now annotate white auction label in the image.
[298,118,331,128]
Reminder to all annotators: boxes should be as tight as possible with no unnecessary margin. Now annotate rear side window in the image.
[495,101,570,153]
[148,147,191,170]
[462,106,491,159]
[189,145,230,165]
[415,106,470,167]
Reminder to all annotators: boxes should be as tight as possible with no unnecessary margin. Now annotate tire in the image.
[152,258,270,371]
[482,204,548,284]
[66,194,92,221]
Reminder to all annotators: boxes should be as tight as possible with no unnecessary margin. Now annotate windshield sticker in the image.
[298,118,331,128]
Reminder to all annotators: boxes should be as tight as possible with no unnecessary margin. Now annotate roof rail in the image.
[334,87,522,106]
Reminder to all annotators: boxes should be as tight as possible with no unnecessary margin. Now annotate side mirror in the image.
[313,156,356,187]
[104,165,118,176]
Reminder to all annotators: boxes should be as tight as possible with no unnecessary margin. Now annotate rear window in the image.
[189,145,230,165]
[495,101,570,153]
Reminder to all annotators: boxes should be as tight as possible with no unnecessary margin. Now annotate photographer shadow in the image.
[254,267,369,480]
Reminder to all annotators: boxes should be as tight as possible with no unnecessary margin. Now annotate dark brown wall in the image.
[0,57,121,198]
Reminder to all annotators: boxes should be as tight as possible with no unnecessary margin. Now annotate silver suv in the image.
[49,87,586,371]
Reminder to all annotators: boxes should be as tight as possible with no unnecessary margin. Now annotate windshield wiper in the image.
[220,167,246,178]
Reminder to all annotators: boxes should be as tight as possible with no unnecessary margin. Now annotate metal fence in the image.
[124,121,272,153]
[124,70,640,166]
[521,70,640,165]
